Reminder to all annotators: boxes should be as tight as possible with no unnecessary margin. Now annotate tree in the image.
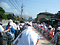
[0,7,5,13]
[22,18,25,21]
[0,7,7,19]
[16,16,20,21]
[7,14,15,20]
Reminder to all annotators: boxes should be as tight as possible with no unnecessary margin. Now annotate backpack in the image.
[6,26,15,39]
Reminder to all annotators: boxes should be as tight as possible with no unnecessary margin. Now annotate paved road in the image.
[32,27,54,45]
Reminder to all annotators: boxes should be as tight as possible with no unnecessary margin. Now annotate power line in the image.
[9,0,16,9]
[15,0,20,9]
[12,0,20,11]
[8,0,20,12]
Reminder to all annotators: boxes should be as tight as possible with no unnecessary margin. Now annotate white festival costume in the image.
[13,26,39,45]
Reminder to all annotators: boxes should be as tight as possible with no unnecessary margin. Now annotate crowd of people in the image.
[0,19,39,45]
[0,19,60,45]
[0,19,21,45]
[32,22,60,45]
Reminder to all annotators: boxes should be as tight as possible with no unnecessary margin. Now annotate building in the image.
[5,12,15,16]
[37,12,55,23]
[55,11,60,19]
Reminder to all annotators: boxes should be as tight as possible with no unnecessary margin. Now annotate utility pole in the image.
[20,4,23,20]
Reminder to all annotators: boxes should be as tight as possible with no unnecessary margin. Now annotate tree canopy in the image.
[0,7,6,19]
[0,7,20,20]
[0,7,5,13]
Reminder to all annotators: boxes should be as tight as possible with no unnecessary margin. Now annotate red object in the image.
[45,29,47,32]
[41,28,43,30]
[20,24,22,26]
[49,30,53,38]
[51,30,53,38]
[36,39,39,45]
[59,34,60,37]
[39,26,41,29]
[7,27,9,29]
[58,33,60,37]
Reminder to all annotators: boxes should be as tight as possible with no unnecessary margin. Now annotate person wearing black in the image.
[15,22,20,38]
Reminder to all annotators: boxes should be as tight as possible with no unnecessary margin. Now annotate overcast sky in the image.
[0,0,60,19]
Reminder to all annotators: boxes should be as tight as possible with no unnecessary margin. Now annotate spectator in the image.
[0,23,10,45]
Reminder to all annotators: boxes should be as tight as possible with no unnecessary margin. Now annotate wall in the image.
[2,19,8,26]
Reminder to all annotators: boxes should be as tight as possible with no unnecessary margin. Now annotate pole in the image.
[20,4,23,21]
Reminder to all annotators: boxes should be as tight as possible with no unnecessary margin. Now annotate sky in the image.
[0,0,60,19]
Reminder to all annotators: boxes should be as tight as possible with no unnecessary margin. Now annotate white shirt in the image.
[13,26,39,45]
[0,25,4,33]
[13,23,17,30]
[16,25,20,30]
[10,22,14,27]
[10,22,17,30]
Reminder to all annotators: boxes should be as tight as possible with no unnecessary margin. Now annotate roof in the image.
[4,12,14,14]
[37,12,55,16]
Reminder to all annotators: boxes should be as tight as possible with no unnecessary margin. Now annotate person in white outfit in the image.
[9,19,17,30]
[0,23,11,45]
[13,23,39,45]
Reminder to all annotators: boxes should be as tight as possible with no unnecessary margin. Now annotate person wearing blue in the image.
[0,22,10,45]
[6,22,15,45]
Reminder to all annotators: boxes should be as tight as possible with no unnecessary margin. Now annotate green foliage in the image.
[0,7,20,20]
[16,16,20,21]
[7,14,15,20]
[22,18,25,21]
[3,14,7,19]
[0,7,6,19]
[0,7,5,13]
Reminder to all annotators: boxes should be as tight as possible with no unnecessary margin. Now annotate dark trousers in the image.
[7,38,11,45]
[15,30,21,39]
[15,30,17,39]
[18,30,20,35]
[0,37,3,45]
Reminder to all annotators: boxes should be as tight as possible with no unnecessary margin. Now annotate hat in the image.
[8,19,13,22]
[45,26,47,29]
[40,24,43,26]
[57,27,60,30]
[48,25,52,28]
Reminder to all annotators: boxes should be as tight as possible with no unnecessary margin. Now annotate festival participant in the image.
[52,27,60,45]
[13,22,39,45]
[8,19,17,39]
[15,22,20,36]
[6,22,15,45]
[46,25,53,39]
